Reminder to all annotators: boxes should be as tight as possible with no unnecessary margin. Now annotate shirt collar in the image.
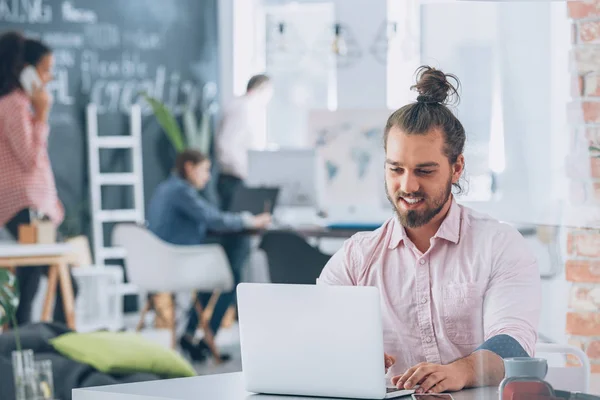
[169,173,193,188]
[388,197,461,250]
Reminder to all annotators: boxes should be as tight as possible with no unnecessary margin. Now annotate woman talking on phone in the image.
[0,31,74,326]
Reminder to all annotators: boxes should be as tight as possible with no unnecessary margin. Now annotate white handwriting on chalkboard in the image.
[81,51,148,92]
[47,68,73,105]
[0,0,52,23]
[88,65,200,115]
[52,49,76,67]
[61,1,96,23]
[84,24,120,50]
[122,30,162,50]
[42,32,83,48]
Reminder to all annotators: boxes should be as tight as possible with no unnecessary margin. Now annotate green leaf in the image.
[0,269,18,326]
[183,108,199,149]
[142,94,186,152]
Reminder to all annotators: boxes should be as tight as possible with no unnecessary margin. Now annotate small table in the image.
[0,243,76,329]
[73,372,499,400]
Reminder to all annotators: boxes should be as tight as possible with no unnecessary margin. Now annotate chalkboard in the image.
[0,0,219,239]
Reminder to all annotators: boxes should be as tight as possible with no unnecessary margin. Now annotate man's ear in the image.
[452,155,465,184]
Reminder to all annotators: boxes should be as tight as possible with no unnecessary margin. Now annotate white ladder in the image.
[86,104,145,267]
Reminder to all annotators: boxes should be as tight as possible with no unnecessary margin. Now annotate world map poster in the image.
[309,109,393,214]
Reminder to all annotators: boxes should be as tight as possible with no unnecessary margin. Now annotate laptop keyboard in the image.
[386,387,400,393]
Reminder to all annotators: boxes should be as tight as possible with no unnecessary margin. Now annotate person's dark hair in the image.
[24,38,51,66]
[0,31,51,97]
[247,74,270,92]
[175,149,208,179]
[384,65,466,194]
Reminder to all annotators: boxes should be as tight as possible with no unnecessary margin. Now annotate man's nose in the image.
[400,172,420,194]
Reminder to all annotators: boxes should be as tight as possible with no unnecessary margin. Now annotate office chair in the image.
[535,342,590,393]
[112,223,233,362]
[259,230,331,284]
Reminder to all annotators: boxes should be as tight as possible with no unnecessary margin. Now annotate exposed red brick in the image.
[570,286,600,311]
[567,312,600,335]
[591,157,600,178]
[587,340,600,358]
[567,260,600,283]
[580,20,600,43]
[583,102,600,123]
[567,231,600,257]
[593,181,600,201]
[569,1,600,20]
[573,75,584,97]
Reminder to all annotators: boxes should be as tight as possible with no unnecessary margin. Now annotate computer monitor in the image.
[247,149,320,208]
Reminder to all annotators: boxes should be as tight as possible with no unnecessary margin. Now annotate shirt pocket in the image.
[442,283,483,346]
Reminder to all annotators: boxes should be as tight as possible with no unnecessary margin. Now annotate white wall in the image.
[334,0,387,109]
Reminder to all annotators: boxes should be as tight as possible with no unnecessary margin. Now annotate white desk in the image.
[73,372,498,400]
[0,243,76,329]
[0,243,74,257]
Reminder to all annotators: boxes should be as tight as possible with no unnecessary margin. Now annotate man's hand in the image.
[384,353,395,374]
[251,212,272,229]
[391,350,504,394]
[391,360,472,394]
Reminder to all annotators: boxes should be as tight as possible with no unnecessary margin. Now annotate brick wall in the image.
[567,0,600,375]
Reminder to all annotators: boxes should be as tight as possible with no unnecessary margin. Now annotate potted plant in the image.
[0,269,38,400]
[142,92,214,155]
[142,94,187,153]
[0,268,20,349]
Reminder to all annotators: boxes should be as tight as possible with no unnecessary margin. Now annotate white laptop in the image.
[237,283,415,399]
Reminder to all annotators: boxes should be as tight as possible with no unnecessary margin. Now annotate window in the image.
[262,1,337,148]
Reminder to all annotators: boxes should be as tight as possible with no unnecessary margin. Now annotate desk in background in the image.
[73,371,498,400]
[0,243,76,329]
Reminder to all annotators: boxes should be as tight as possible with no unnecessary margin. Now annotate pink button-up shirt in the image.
[318,199,541,377]
[0,90,63,227]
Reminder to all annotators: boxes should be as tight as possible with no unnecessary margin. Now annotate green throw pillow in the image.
[50,331,196,378]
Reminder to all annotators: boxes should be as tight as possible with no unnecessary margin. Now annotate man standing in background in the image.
[215,74,273,211]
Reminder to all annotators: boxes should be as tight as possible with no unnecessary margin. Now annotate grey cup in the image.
[504,357,548,379]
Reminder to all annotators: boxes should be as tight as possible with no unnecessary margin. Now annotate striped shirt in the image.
[0,90,63,227]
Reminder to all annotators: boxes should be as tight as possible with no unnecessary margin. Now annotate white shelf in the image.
[97,209,141,222]
[95,136,136,148]
[97,173,138,185]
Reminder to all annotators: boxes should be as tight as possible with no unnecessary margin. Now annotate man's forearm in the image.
[452,349,505,388]
[457,333,530,387]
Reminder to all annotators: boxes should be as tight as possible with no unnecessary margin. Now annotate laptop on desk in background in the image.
[237,283,415,399]
[229,186,280,215]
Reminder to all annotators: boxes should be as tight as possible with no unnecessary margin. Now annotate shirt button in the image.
[419,259,426,265]
[425,337,432,343]
[421,297,428,304]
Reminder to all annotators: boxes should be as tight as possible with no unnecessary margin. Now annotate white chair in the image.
[535,342,590,393]
[112,223,234,361]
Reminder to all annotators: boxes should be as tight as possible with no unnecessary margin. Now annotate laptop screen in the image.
[229,186,279,215]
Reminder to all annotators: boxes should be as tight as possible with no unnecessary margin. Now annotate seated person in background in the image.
[148,149,271,362]
[318,66,541,394]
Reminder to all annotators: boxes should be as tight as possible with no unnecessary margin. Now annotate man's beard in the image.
[386,177,452,228]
